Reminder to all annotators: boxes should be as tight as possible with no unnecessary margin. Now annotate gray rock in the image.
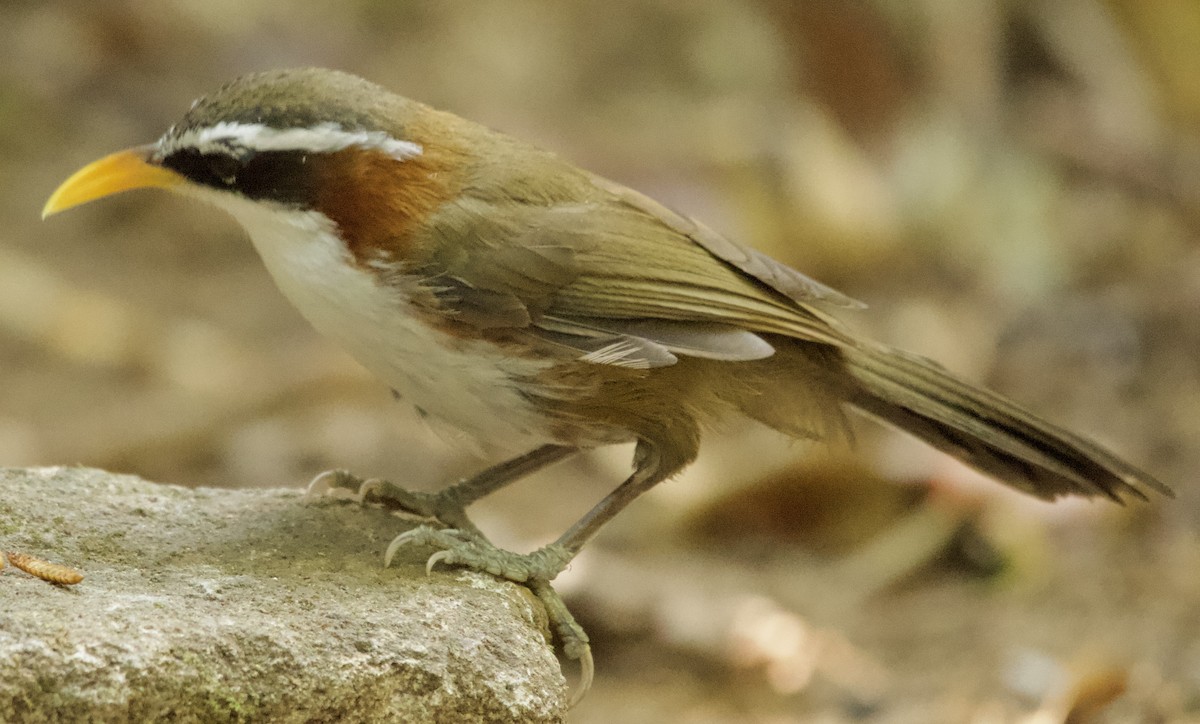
[0,467,566,723]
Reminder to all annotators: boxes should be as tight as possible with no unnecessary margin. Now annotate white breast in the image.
[191,190,557,454]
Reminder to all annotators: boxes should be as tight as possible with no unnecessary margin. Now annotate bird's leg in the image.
[386,441,680,703]
[386,441,672,581]
[308,444,577,536]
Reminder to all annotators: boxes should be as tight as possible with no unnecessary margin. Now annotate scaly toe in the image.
[352,478,387,505]
[528,578,593,706]
[384,526,572,584]
[384,526,470,569]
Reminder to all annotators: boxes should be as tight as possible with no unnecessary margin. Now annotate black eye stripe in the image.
[161,148,241,188]
[208,154,242,184]
[160,147,319,206]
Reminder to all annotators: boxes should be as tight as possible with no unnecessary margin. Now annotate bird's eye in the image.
[161,147,248,191]
[206,152,242,186]
[161,146,313,206]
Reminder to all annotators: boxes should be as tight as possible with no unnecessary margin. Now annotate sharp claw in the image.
[385,527,466,569]
[425,549,452,575]
[571,644,595,708]
[383,535,404,568]
[306,469,371,501]
[304,471,338,498]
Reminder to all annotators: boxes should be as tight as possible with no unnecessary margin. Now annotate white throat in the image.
[186,188,556,454]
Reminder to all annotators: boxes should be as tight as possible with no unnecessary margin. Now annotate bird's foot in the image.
[306,470,477,533]
[385,526,572,581]
[388,525,593,704]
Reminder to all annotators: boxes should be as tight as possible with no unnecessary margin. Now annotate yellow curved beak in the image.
[42,145,185,219]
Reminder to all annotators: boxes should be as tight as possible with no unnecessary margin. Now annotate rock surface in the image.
[0,467,566,723]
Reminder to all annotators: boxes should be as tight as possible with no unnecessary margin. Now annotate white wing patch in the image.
[581,340,663,369]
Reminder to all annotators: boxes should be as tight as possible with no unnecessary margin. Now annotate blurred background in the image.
[3,0,1199,721]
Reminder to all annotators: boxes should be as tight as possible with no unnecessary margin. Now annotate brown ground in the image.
[3,2,1198,721]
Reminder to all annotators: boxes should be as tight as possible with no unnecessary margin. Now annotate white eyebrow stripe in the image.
[160,121,423,161]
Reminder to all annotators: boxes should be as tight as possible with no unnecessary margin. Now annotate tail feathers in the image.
[842,344,1172,503]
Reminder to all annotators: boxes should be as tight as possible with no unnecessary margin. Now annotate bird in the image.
[44,67,1170,692]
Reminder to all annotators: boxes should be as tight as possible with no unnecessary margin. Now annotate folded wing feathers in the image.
[592,176,866,310]
[553,279,849,346]
[424,184,858,364]
[539,314,775,367]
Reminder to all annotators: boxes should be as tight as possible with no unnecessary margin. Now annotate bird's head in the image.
[43,68,465,263]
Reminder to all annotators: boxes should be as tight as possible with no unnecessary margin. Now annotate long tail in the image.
[839,343,1171,502]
